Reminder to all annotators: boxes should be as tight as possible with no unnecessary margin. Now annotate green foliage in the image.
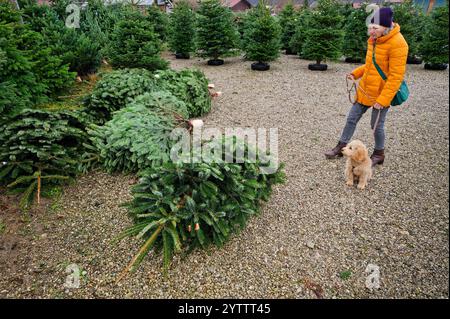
[242,2,281,64]
[108,8,168,71]
[279,2,299,51]
[289,6,312,58]
[240,7,258,54]
[337,1,353,18]
[0,23,37,118]
[0,1,75,117]
[154,69,212,118]
[21,1,102,75]
[302,0,345,64]
[419,1,449,65]
[147,4,169,43]
[233,11,247,48]
[0,78,17,121]
[86,68,212,122]
[130,91,190,120]
[119,136,286,273]
[343,3,368,61]
[80,0,109,56]
[392,0,424,58]
[0,109,89,208]
[340,270,352,280]
[21,0,61,32]
[78,0,133,60]
[41,24,102,76]
[0,0,21,23]
[69,32,102,76]
[85,68,158,123]
[87,104,184,174]
[168,0,196,56]
[50,0,72,20]
[20,27,76,96]
[196,0,239,61]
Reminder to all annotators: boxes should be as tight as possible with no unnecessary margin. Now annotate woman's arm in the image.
[351,64,367,80]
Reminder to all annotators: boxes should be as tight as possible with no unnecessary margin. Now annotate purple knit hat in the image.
[371,7,394,28]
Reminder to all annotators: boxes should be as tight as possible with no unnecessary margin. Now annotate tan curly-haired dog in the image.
[342,140,372,190]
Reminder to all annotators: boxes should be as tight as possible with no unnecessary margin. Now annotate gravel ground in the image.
[0,53,448,299]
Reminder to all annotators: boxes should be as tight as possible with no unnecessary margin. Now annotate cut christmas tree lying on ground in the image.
[116,136,285,279]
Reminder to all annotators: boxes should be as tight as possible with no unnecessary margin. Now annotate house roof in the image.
[229,0,248,6]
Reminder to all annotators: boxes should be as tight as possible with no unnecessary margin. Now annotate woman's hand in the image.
[347,73,355,81]
[373,102,384,109]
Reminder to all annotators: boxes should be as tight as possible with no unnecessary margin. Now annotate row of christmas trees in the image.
[167,0,448,71]
[169,0,280,70]
[279,0,449,70]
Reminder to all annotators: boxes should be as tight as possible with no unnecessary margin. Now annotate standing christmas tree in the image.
[302,0,344,71]
[109,8,168,71]
[420,0,449,70]
[279,1,299,55]
[196,0,239,66]
[168,0,196,59]
[243,2,281,71]
[343,3,367,63]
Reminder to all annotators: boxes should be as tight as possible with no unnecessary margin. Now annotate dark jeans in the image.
[340,103,389,151]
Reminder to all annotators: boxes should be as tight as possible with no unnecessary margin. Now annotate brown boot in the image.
[371,149,385,167]
[325,141,347,159]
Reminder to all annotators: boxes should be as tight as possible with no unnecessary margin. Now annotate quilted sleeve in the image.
[351,64,366,79]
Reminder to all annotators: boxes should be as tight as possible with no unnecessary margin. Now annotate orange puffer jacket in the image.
[351,23,408,107]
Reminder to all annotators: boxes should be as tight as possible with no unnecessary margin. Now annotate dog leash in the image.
[346,78,378,104]
[346,77,357,104]
[346,78,381,136]
[372,108,381,137]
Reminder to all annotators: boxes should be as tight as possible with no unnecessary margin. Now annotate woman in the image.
[325,7,408,166]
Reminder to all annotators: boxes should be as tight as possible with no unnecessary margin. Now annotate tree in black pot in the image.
[168,0,196,59]
[302,0,344,71]
[420,0,449,70]
[343,3,367,64]
[196,0,239,66]
[243,2,281,71]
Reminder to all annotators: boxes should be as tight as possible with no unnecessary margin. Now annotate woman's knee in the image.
[347,111,363,125]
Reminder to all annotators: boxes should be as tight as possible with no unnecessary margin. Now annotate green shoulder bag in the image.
[372,45,409,106]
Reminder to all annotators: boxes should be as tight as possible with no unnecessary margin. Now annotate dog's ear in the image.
[353,146,367,162]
